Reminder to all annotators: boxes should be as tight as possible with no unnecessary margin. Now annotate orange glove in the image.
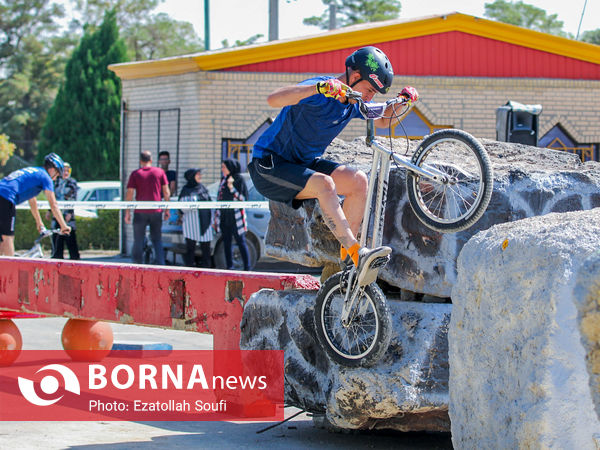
[316,79,346,101]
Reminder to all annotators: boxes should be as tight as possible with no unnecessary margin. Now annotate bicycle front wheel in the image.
[314,272,391,367]
[406,129,493,232]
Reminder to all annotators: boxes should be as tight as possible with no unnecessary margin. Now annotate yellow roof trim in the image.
[111,56,200,80]
[109,13,600,80]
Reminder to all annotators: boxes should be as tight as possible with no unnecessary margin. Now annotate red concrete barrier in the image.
[0,258,319,350]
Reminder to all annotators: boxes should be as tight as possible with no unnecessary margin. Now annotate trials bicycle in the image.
[314,87,493,367]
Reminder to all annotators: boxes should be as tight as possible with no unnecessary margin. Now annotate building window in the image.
[375,108,451,139]
[222,119,273,172]
[539,124,597,162]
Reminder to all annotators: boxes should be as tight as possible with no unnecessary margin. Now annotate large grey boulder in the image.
[265,138,600,297]
[449,208,600,449]
[240,289,451,432]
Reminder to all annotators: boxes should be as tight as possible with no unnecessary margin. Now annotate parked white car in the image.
[77,181,121,202]
[76,181,121,218]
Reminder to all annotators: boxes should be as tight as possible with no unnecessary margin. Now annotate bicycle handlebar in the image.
[342,86,411,120]
[35,228,61,243]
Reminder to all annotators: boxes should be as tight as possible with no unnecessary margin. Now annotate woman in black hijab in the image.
[179,168,212,267]
[216,159,250,270]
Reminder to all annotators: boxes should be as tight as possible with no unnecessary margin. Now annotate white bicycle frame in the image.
[340,95,451,324]
[18,229,59,258]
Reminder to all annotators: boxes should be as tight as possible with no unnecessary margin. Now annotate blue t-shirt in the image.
[0,167,54,205]
[253,76,364,165]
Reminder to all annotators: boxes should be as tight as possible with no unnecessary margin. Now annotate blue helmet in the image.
[44,153,65,173]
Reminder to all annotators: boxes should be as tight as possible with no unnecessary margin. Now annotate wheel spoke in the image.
[410,133,490,226]
[321,288,379,358]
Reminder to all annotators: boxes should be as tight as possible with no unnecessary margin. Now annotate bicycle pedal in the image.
[369,255,390,269]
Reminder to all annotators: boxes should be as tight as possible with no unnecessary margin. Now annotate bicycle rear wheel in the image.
[406,129,493,232]
[314,272,391,367]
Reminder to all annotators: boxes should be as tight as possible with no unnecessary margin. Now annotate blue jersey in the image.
[253,76,363,165]
[0,167,54,205]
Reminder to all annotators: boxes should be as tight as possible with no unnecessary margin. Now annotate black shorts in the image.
[0,195,16,236]
[248,153,340,209]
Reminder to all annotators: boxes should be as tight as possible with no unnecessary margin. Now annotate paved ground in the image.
[0,253,452,449]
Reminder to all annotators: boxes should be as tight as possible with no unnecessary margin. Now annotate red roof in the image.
[110,13,600,81]
[225,31,600,79]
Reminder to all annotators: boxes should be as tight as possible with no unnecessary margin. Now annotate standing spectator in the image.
[158,150,177,196]
[216,159,250,271]
[0,153,71,256]
[48,162,80,260]
[179,168,212,268]
[124,150,170,265]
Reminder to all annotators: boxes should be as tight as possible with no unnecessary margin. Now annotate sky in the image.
[154,0,598,50]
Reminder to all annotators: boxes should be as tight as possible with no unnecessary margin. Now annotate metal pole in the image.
[138,111,143,154]
[157,110,161,163]
[119,101,126,255]
[328,3,337,30]
[175,108,181,191]
[269,0,279,41]
[204,0,210,50]
[576,0,588,40]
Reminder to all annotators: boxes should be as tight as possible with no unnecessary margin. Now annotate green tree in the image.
[581,29,600,45]
[0,0,74,161]
[121,13,203,60]
[0,33,74,161]
[37,10,127,180]
[73,0,204,60]
[221,34,264,49]
[304,0,401,29]
[0,0,65,63]
[0,134,15,166]
[484,0,567,36]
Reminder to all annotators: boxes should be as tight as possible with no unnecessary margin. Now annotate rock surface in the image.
[240,289,451,432]
[449,208,600,449]
[265,138,600,297]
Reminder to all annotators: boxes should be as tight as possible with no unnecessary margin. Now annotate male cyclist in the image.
[0,153,72,256]
[249,46,418,283]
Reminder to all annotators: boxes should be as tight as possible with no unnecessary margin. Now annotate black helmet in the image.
[44,152,65,172]
[345,46,394,94]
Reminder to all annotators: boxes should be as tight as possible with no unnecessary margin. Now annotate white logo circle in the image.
[18,364,81,406]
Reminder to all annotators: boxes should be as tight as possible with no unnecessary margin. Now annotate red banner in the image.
[0,350,284,421]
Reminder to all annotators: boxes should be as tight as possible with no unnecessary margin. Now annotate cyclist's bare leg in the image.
[295,172,358,251]
[296,170,390,283]
[0,235,15,256]
[329,165,367,237]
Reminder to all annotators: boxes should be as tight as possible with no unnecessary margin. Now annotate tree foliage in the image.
[304,0,401,29]
[121,13,204,60]
[0,34,74,161]
[0,0,75,161]
[581,29,600,45]
[0,134,15,166]
[221,34,264,49]
[1,0,206,174]
[0,0,65,63]
[484,0,567,36]
[37,10,127,180]
[73,0,204,59]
